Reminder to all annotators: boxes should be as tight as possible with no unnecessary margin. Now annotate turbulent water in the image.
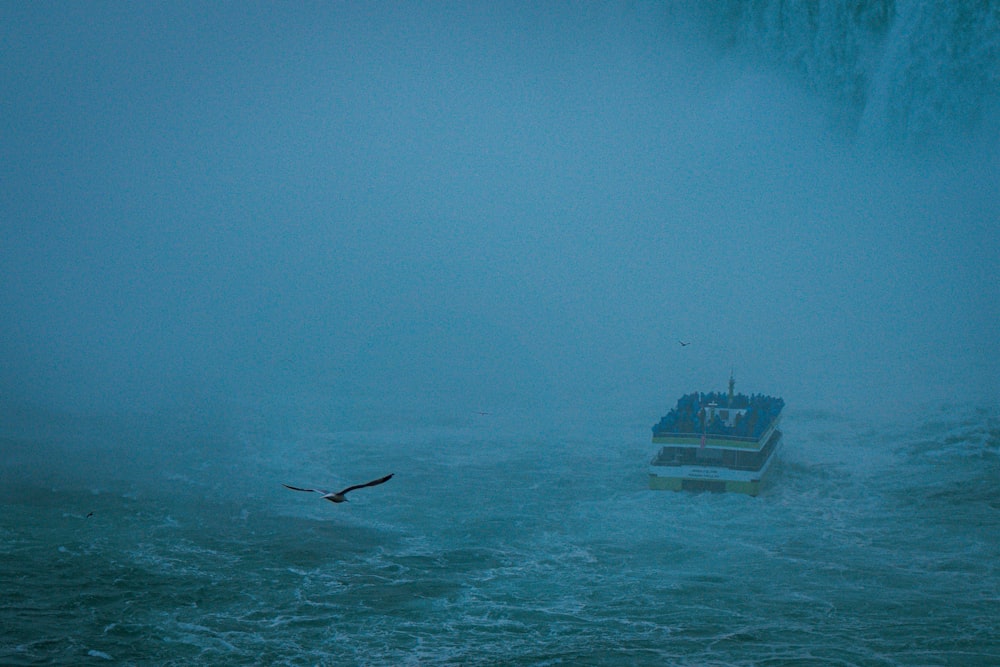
[2,401,998,666]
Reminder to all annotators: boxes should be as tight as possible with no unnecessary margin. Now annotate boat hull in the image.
[648,474,762,495]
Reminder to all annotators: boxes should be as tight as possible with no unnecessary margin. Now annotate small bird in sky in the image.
[678,339,691,347]
[86,512,94,518]
[283,474,394,504]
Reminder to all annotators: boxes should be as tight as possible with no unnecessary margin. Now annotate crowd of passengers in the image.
[652,391,785,439]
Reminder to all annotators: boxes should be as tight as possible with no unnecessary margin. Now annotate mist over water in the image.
[3,1,997,418]
[2,2,999,665]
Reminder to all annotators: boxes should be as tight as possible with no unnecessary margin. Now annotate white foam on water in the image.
[3,402,999,665]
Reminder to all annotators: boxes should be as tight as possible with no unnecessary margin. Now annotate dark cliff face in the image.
[673,1,1000,148]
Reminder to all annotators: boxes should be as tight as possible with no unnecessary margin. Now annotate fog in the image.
[3,2,998,425]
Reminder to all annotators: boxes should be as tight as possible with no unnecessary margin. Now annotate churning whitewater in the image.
[2,402,998,665]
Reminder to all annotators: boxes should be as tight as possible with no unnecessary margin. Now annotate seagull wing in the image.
[282,484,329,495]
[335,473,394,496]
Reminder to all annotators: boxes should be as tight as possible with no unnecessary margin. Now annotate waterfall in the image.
[673,1,1000,148]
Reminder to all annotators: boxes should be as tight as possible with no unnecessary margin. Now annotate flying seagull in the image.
[283,473,394,504]
[678,339,691,347]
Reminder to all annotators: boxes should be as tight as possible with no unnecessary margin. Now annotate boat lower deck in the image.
[651,430,782,472]
[649,430,782,496]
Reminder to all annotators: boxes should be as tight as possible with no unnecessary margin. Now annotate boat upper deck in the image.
[652,388,784,447]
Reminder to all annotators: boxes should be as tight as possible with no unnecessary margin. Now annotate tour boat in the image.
[650,375,784,495]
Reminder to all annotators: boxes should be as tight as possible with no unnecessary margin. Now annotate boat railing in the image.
[653,414,782,446]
